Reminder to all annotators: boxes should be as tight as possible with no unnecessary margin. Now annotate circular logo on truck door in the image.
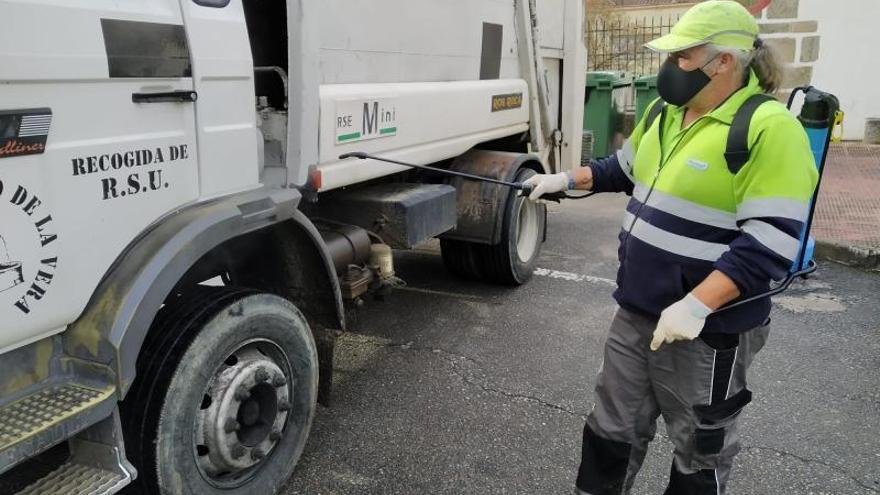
[0,180,59,315]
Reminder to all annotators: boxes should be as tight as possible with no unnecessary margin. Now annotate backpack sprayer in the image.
[337,152,589,202]
[716,86,842,312]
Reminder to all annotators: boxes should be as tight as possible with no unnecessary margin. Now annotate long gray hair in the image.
[709,39,783,94]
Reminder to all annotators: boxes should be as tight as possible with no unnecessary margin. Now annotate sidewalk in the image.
[811,142,880,270]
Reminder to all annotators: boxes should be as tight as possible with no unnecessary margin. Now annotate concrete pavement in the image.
[813,142,880,270]
[2,194,875,494]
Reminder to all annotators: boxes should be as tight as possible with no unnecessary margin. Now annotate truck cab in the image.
[0,1,585,492]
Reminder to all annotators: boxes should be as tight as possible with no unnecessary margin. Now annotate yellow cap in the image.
[646,0,759,53]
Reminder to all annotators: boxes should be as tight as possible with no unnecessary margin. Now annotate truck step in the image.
[17,460,130,495]
[0,383,114,451]
[0,382,116,474]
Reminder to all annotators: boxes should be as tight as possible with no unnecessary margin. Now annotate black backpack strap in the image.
[725,94,776,174]
[644,99,666,132]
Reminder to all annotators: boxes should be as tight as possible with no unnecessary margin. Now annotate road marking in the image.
[534,268,617,287]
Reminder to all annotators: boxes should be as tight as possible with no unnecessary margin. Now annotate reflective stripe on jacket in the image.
[591,70,819,333]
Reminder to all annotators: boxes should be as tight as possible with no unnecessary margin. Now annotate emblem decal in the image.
[0,108,52,159]
[0,180,59,315]
[491,93,523,112]
[0,235,24,293]
[687,158,709,171]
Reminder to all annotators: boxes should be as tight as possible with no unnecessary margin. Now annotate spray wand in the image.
[338,152,594,202]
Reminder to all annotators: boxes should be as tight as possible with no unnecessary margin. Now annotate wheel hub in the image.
[240,399,261,426]
[196,347,292,478]
[515,195,540,263]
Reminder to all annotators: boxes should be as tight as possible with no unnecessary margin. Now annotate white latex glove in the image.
[650,293,712,351]
[523,172,571,201]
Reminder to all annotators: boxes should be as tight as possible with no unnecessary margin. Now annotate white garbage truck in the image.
[0,0,586,492]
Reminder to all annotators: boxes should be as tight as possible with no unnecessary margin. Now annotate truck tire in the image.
[121,286,318,494]
[439,238,484,281]
[441,168,545,285]
[480,167,545,285]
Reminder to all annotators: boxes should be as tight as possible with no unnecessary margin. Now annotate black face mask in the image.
[656,54,719,106]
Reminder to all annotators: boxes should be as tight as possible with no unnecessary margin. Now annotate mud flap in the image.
[313,327,342,406]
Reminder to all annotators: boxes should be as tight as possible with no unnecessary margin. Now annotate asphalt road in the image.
[283,195,880,495]
[1,196,876,495]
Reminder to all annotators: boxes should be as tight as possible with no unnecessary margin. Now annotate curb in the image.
[814,240,880,272]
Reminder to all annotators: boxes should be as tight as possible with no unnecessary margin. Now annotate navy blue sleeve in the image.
[714,215,805,295]
[589,151,634,195]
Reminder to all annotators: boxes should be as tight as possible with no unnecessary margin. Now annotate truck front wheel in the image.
[121,287,318,494]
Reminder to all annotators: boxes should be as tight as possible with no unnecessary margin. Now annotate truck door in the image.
[178,0,260,196]
[0,0,200,352]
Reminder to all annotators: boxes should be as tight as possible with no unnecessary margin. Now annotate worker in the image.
[524,1,818,493]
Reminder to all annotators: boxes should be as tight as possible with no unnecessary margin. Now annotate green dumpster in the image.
[634,74,659,123]
[584,71,629,159]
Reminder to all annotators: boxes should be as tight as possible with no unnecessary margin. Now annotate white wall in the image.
[800,0,880,140]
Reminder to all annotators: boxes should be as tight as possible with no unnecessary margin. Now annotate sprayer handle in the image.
[338,152,369,160]
[517,183,566,203]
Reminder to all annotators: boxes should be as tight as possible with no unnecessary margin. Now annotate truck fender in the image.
[440,149,545,245]
[64,187,344,397]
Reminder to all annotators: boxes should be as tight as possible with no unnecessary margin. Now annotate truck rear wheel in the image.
[439,239,484,281]
[441,168,545,285]
[121,287,318,494]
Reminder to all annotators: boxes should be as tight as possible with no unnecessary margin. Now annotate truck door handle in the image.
[132,90,198,103]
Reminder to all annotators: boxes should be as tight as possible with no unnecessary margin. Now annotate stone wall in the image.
[755,0,821,95]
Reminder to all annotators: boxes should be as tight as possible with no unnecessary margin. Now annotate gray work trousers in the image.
[575,307,770,495]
